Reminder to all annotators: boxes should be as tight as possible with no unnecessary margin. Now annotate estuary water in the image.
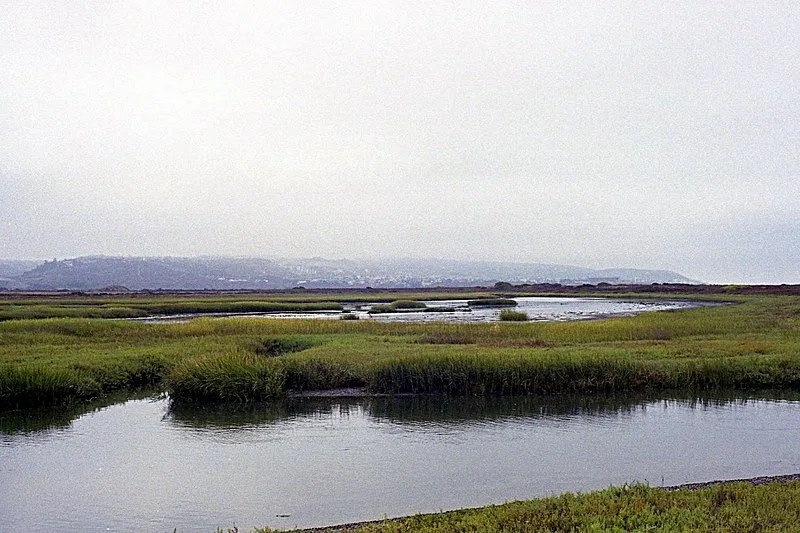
[2,394,800,532]
[141,296,701,323]
[365,296,699,323]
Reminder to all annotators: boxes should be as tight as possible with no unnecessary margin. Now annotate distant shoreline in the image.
[2,282,799,299]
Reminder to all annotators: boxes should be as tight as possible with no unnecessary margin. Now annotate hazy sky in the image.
[2,2,798,283]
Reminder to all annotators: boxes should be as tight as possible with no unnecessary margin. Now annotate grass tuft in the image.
[368,300,428,314]
[166,349,286,403]
[468,298,517,307]
[246,337,317,357]
[499,309,528,321]
[0,365,100,408]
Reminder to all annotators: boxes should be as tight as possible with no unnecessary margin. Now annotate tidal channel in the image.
[2,393,799,532]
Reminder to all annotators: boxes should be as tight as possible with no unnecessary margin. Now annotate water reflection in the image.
[166,390,800,431]
[3,391,800,532]
[137,296,704,324]
[0,389,160,438]
[5,390,798,439]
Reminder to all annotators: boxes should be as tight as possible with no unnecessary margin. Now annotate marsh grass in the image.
[388,299,427,309]
[364,350,800,395]
[499,309,528,321]
[467,298,517,307]
[1,295,799,406]
[0,300,342,321]
[136,301,343,315]
[166,349,286,403]
[246,337,317,357]
[0,291,499,322]
[368,300,428,314]
[165,351,363,402]
[0,365,99,408]
[0,304,148,321]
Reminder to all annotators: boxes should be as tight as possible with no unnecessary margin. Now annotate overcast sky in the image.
[1,2,798,283]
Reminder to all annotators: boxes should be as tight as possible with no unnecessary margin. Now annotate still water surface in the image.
[2,394,799,532]
[140,296,699,323]
[365,297,697,323]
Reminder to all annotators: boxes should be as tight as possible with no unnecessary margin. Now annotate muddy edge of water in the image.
[300,473,800,533]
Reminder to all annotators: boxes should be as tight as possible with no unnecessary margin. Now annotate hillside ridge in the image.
[0,255,701,290]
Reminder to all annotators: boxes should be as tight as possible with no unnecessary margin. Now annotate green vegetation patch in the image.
[0,304,148,321]
[166,349,286,403]
[468,298,518,307]
[0,365,99,408]
[138,301,343,315]
[368,300,428,314]
[0,299,343,321]
[499,309,528,321]
[246,336,317,357]
[388,299,427,309]
[1,294,800,408]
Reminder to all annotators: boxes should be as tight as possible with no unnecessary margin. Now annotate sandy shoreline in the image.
[298,473,800,532]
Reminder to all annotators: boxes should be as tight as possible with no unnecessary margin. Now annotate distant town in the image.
[0,256,699,291]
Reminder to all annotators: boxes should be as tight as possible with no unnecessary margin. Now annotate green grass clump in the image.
[282,356,363,391]
[166,349,286,403]
[499,309,528,321]
[0,365,100,408]
[246,336,317,357]
[166,350,363,401]
[368,300,428,314]
[390,299,427,309]
[468,298,517,307]
[256,481,800,532]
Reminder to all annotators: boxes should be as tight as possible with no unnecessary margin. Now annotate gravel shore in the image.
[663,472,800,491]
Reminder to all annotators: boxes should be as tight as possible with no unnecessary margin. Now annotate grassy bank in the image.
[255,479,800,532]
[1,294,799,408]
[0,291,498,321]
[0,300,344,321]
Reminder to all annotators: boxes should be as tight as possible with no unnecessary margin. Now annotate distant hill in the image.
[3,255,700,291]
[0,260,44,289]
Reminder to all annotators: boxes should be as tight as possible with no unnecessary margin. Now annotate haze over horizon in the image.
[2,2,798,285]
